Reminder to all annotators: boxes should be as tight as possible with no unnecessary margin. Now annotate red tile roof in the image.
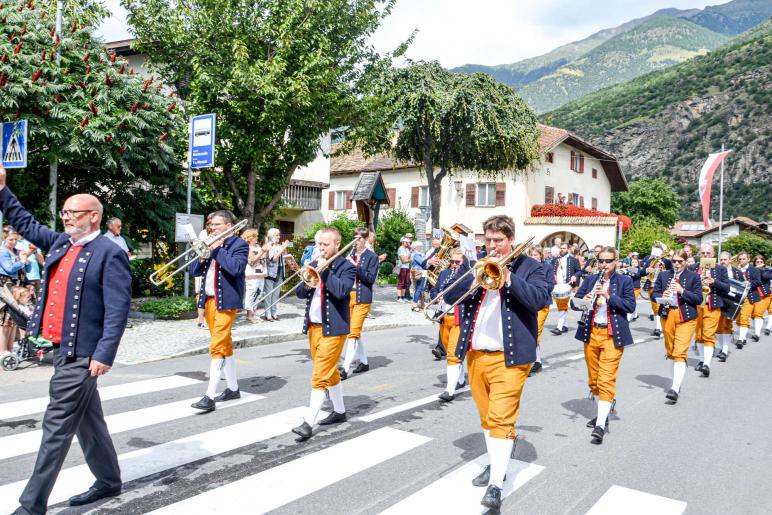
[537,124,568,150]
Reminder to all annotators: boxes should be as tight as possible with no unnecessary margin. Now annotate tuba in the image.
[426,227,460,287]
[639,241,669,299]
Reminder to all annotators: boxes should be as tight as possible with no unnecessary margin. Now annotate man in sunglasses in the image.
[571,247,636,444]
[0,164,131,514]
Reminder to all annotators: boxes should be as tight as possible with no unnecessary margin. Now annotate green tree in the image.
[304,213,364,241]
[346,62,541,230]
[123,0,398,229]
[0,1,184,236]
[374,208,415,266]
[620,218,678,258]
[721,232,772,259]
[612,177,681,227]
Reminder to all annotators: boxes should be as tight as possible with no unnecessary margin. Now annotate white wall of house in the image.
[525,224,618,248]
[291,133,332,184]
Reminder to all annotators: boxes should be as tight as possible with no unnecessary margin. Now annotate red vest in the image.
[41,245,83,343]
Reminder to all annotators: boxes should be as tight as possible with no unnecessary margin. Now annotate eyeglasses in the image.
[450,260,463,265]
[597,258,615,264]
[58,209,93,219]
[672,259,685,263]
[700,251,712,256]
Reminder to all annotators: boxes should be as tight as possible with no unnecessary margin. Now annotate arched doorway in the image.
[541,231,588,255]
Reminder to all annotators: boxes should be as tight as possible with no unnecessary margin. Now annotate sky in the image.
[96,0,727,68]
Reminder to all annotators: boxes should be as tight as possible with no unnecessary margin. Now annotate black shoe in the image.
[317,411,346,425]
[431,346,443,360]
[353,363,370,374]
[68,486,122,506]
[472,465,490,487]
[550,328,562,336]
[481,484,503,511]
[649,314,654,321]
[456,378,467,389]
[764,329,771,336]
[561,326,569,333]
[694,361,704,372]
[529,361,542,377]
[338,366,348,381]
[590,426,605,444]
[191,395,215,412]
[736,339,745,349]
[586,416,609,429]
[751,334,760,342]
[438,391,454,402]
[652,329,661,337]
[701,364,710,377]
[717,351,727,362]
[213,388,241,402]
[665,389,679,403]
[292,421,313,441]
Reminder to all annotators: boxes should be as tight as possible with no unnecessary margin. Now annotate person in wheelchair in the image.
[0,285,55,371]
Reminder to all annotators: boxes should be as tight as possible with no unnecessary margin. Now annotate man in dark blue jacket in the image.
[292,227,356,441]
[550,242,581,335]
[735,252,771,345]
[571,247,636,444]
[528,245,554,375]
[0,165,131,514]
[689,244,730,377]
[444,215,549,512]
[189,210,248,412]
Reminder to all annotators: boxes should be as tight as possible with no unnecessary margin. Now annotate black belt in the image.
[593,323,608,329]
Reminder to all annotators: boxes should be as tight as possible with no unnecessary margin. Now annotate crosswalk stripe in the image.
[357,387,470,423]
[0,405,326,513]
[148,427,431,514]
[0,393,263,461]
[0,375,201,420]
[586,485,687,515]
[382,454,544,514]
[567,353,585,360]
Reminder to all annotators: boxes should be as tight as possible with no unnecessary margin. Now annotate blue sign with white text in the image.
[1,120,28,168]
[189,113,216,169]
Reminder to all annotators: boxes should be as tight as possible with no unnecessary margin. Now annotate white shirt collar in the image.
[70,230,101,247]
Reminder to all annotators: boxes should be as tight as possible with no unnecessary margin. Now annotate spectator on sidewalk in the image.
[242,228,266,323]
[104,217,133,259]
[396,237,411,302]
[16,237,44,292]
[262,227,289,321]
[410,241,428,311]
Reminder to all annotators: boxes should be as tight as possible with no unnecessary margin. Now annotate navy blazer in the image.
[652,269,702,321]
[737,266,770,303]
[0,188,131,366]
[551,254,581,285]
[420,247,438,271]
[640,256,673,291]
[445,254,550,367]
[351,248,379,304]
[687,263,730,309]
[430,261,469,300]
[191,235,248,311]
[297,255,356,336]
[571,272,637,347]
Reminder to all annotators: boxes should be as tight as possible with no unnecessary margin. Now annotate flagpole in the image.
[717,143,725,256]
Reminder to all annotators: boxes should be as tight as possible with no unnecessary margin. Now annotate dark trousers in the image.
[18,355,121,515]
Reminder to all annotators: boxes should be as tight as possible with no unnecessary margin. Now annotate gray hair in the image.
[106,217,121,227]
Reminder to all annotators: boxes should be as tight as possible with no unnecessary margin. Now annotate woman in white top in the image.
[241,228,266,322]
[262,228,289,321]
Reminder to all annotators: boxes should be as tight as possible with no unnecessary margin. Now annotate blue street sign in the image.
[1,120,28,168]
[189,113,216,169]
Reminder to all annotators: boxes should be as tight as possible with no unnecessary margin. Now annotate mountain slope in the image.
[544,20,772,221]
[519,16,729,113]
[690,0,772,35]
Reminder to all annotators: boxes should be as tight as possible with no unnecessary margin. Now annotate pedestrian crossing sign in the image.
[1,120,28,168]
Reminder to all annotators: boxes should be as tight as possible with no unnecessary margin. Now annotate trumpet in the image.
[149,219,248,286]
[423,236,534,323]
[258,236,359,315]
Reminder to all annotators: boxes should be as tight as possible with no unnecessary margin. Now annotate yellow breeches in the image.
[717,314,733,335]
[204,297,238,359]
[663,310,696,362]
[753,296,771,318]
[555,297,569,312]
[584,327,624,402]
[736,298,753,328]
[348,291,371,340]
[439,315,462,365]
[308,323,347,390]
[536,306,549,344]
[467,350,530,440]
[649,289,658,318]
[634,289,640,300]
[695,306,721,347]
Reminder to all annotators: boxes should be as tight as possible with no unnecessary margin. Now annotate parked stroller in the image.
[0,286,54,371]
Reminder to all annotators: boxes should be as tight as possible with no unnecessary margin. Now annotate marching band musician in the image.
[292,227,356,441]
[751,255,771,340]
[430,248,469,401]
[689,244,730,377]
[762,259,772,336]
[642,245,672,338]
[444,215,549,512]
[339,227,379,379]
[550,242,581,336]
[624,255,645,322]
[190,211,249,412]
[652,249,702,404]
[716,251,738,361]
[528,245,555,376]
[571,247,636,444]
[734,251,770,348]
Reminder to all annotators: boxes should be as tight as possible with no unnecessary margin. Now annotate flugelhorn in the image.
[149,219,248,286]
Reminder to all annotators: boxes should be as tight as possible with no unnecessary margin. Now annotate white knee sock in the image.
[356,339,368,365]
[720,334,729,354]
[766,316,772,330]
[672,361,686,393]
[739,326,748,341]
[487,437,514,488]
[445,364,461,395]
[754,318,764,336]
[655,316,662,331]
[205,358,224,399]
[304,389,327,425]
[327,383,345,414]
[342,339,357,373]
[596,400,612,427]
[696,343,704,361]
[223,356,238,391]
[557,311,567,330]
[704,346,714,367]
[535,346,542,363]
[668,359,675,382]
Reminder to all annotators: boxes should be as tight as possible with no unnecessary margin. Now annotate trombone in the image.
[258,236,359,315]
[423,236,534,323]
[149,219,248,286]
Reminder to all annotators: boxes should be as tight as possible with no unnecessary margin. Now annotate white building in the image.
[326,124,627,251]
[671,218,772,248]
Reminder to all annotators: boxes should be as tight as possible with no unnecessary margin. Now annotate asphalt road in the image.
[1,302,771,515]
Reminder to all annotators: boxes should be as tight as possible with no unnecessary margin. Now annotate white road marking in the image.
[148,427,431,514]
[357,387,470,422]
[586,485,687,515]
[0,375,201,420]
[382,454,544,514]
[567,353,585,361]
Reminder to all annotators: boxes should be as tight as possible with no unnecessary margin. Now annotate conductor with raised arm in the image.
[0,165,132,514]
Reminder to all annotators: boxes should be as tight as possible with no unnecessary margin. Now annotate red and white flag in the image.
[697,150,732,229]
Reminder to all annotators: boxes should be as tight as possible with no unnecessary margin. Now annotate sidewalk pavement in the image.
[116,286,432,365]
